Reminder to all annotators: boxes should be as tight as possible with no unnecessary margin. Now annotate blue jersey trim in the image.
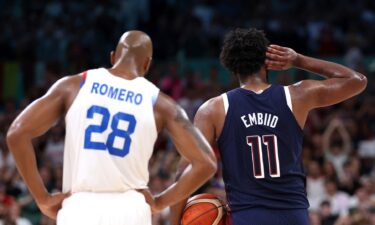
[80,71,88,88]
[151,90,160,106]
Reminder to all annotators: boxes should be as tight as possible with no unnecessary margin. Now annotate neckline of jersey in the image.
[238,84,273,95]
[101,68,143,82]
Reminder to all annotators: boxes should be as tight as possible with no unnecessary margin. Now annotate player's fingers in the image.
[52,192,71,204]
[136,189,158,213]
[265,60,285,70]
[265,59,283,65]
[269,44,288,52]
[266,52,287,62]
[41,208,57,220]
[267,47,285,56]
[50,211,58,220]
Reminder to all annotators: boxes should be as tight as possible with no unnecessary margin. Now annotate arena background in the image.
[0,0,375,225]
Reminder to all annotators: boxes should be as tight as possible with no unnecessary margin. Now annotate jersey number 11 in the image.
[247,135,280,179]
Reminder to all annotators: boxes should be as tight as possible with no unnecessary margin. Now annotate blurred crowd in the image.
[1,0,375,67]
[0,0,375,225]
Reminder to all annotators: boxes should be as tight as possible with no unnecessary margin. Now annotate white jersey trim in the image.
[221,93,229,115]
[284,86,293,112]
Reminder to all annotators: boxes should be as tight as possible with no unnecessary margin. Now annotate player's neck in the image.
[239,71,270,92]
[109,64,143,80]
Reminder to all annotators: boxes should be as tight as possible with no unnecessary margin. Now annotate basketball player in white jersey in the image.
[6,31,217,225]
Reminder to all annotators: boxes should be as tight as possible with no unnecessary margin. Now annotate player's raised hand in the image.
[265,44,298,70]
[37,192,70,220]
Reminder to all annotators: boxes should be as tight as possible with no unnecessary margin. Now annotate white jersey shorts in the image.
[57,190,151,225]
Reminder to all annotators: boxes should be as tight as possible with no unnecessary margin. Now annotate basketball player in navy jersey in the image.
[6,31,217,225]
[171,28,367,225]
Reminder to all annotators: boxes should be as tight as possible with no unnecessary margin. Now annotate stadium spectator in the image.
[307,160,327,211]
[324,180,350,217]
[348,186,375,211]
[0,202,32,225]
[319,200,338,225]
[323,118,352,182]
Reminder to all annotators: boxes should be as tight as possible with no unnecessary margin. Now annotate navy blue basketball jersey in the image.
[217,85,309,212]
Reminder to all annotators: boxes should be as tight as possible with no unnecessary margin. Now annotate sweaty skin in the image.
[170,44,367,225]
[6,31,217,220]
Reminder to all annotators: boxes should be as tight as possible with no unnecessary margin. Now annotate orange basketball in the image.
[182,193,226,225]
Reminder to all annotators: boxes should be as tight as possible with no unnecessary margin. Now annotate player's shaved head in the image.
[111,30,153,77]
[116,30,153,60]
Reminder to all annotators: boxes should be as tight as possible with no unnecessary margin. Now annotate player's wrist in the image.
[33,189,50,206]
[292,53,303,68]
[154,195,167,212]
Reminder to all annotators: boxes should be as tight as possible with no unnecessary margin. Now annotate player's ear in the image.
[110,51,115,66]
[143,57,152,75]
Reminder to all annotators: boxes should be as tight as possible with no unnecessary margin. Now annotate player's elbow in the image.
[350,72,367,94]
[357,73,368,91]
[199,156,217,178]
[207,158,218,176]
[6,124,26,149]
[6,126,18,147]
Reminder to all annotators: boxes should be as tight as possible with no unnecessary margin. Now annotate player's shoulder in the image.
[42,73,86,112]
[153,91,191,132]
[140,76,159,88]
[196,95,224,119]
[153,91,179,119]
[287,79,323,102]
[49,73,83,94]
[200,95,223,110]
[288,79,320,90]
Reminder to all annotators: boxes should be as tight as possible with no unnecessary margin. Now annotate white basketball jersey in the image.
[63,68,159,193]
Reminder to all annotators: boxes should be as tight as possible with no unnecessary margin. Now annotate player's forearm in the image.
[155,163,216,211]
[170,199,187,225]
[295,54,366,81]
[6,131,48,204]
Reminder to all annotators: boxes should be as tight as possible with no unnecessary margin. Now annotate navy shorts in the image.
[230,208,310,225]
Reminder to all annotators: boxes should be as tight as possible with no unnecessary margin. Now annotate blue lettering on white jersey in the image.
[90,82,143,105]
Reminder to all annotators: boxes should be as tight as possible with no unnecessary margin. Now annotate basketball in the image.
[182,193,226,225]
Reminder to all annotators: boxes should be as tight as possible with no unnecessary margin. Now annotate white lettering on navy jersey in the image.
[241,112,279,128]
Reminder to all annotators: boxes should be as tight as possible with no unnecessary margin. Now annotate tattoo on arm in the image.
[174,106,212,155]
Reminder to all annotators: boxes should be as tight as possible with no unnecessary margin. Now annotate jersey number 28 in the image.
[84,105,137,157]
[247,135,280,179]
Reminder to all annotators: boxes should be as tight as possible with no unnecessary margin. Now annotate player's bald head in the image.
[111,30,153,76]
[114,31,152,61]
[120,30,151,45]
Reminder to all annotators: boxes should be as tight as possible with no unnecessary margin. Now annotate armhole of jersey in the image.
[80,71,88,88]
[284,86,293,112]
[221,93,229,115]
[152,89,160,106]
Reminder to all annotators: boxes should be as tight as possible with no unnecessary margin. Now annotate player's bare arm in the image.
[6,75,82,220]
[266,44,367,128]
[170,96,225,225]
[152,92,217,214]
[194,97,226,144]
